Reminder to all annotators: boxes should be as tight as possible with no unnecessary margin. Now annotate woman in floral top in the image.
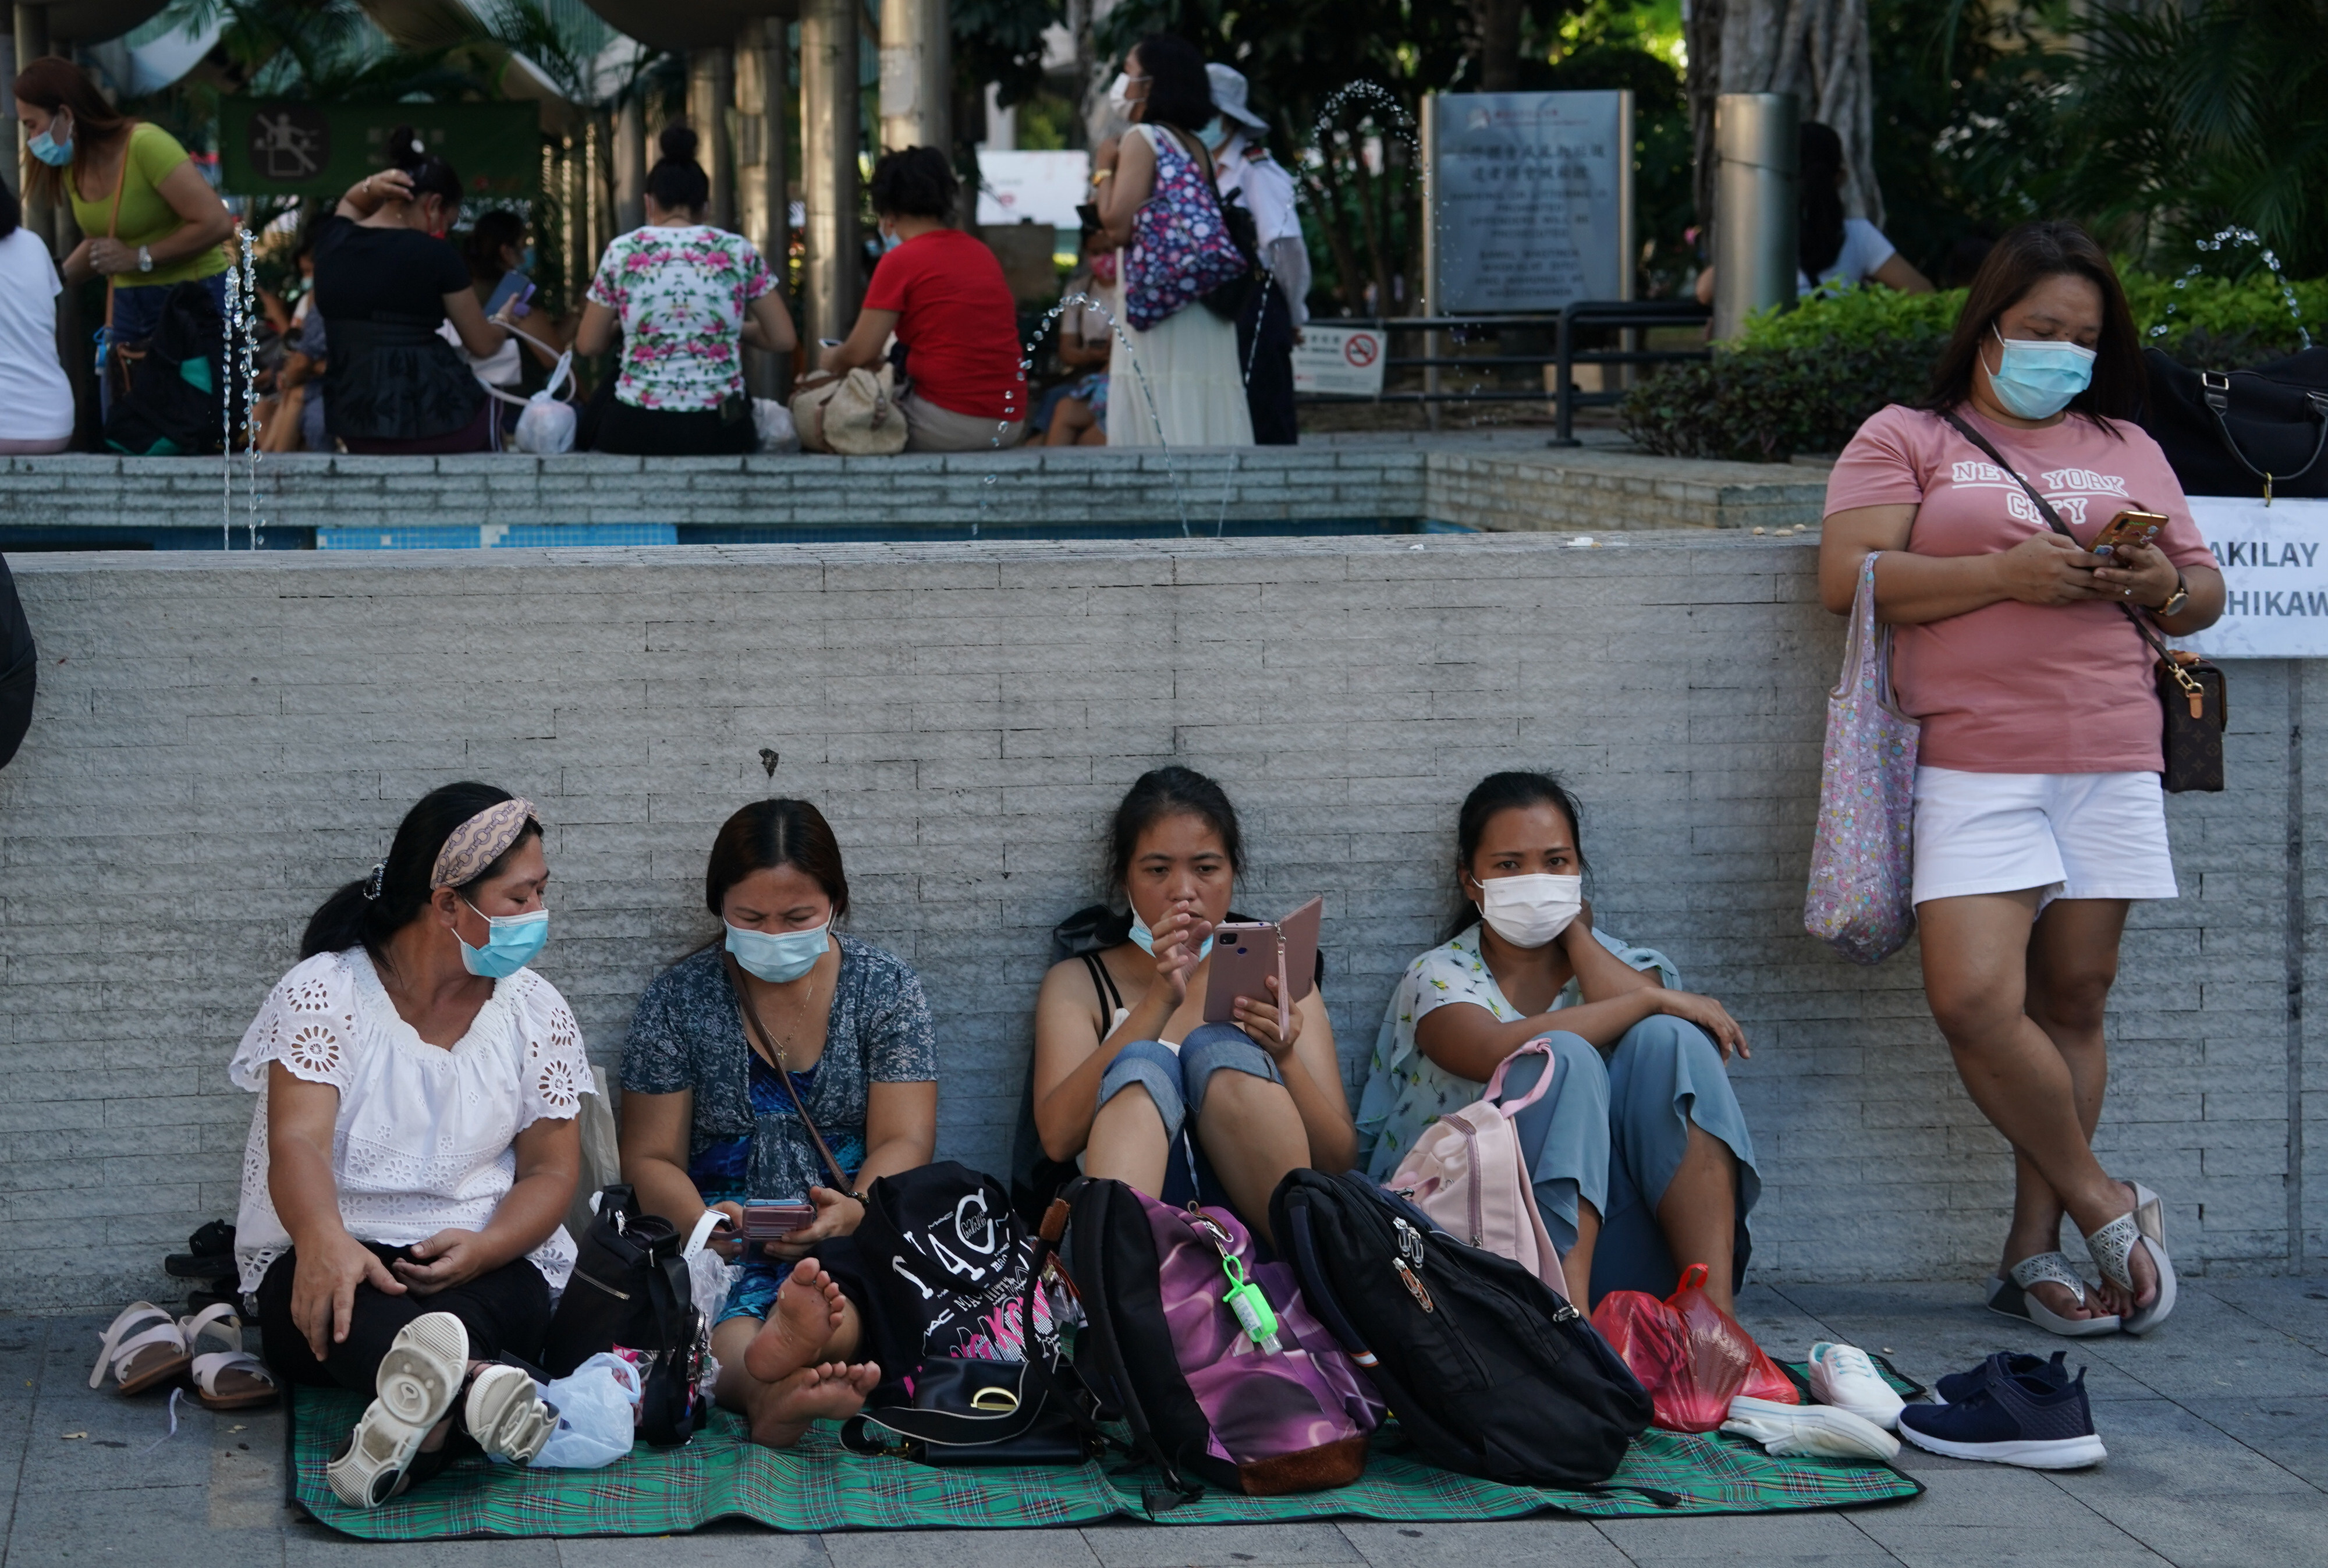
[1355,771,1762,1311]
[576,126,796,455]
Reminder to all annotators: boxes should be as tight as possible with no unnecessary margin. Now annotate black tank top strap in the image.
[1080,950,1124,1021]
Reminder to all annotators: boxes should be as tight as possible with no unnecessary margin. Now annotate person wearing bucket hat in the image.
[1204,63,1307,445]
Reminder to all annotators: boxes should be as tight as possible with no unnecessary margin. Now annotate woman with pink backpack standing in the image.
[1353,772,1762,1312]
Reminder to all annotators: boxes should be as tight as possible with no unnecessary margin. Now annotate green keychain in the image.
[1219,1254,1283,1354]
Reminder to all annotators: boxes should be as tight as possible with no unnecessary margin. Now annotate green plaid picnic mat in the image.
[290,1377,1922,1540]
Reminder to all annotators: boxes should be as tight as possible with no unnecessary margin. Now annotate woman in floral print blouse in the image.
[575,125,796,455]
[1353,771,1762,1312]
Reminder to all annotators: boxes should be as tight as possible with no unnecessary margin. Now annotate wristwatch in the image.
[136,244,152,274]
[2156,572,2190,618]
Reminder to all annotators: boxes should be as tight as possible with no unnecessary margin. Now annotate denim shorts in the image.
[1094,1023,1284,1143]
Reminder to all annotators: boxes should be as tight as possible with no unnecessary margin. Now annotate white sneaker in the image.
[1723,1394,1901,1463]
[326,1311,470,1508]
[464,1363,559,1464]
[1807,1340,1905,1431]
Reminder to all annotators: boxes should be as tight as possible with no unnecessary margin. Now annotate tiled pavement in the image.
[6,1277,2323,1566]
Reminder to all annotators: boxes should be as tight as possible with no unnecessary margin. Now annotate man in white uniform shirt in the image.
[1204,63,1307,445]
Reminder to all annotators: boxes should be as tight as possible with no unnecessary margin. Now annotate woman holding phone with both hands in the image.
[1031,767,1354,1242]
[618,799,938,1447]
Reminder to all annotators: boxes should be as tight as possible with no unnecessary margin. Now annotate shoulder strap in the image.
[722,951,854,1195]
[1080,950,1123,1021]
[1939,409,2177,666]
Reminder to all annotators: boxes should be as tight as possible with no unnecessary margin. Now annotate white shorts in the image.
[1910,767,2177,910]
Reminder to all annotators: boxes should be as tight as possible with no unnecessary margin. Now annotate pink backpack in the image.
[1387,1038,1569,1298]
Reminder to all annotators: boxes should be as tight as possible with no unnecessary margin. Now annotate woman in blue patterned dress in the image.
[618,799,938,1446]
[1354,771,1761,1311]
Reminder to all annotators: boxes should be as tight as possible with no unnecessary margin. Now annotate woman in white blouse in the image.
[232,782,590,1507]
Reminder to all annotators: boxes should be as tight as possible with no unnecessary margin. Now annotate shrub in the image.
[1623,271,2326,462]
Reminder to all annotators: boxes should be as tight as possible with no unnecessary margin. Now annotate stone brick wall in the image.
[0,442,1824,539]
[0,532,2311,1312]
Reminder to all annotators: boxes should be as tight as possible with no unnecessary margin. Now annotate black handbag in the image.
[1943,413,2227,793]
[538,1184,713,1447]
[2138,346,2328,503]
[840,1350,1095,1467]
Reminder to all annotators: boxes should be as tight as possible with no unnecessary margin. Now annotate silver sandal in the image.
[2087,1181,2177,1335]
[1986,1251,2121,1338]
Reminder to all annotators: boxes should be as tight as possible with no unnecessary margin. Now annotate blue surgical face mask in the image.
[28,124,72,168]
[1987,324,2096,420]
[726,921,829,984]
[1198,117,1226,145]
[457,901,549,979]
[1127,908,1215,962]
[878,225,904,253]
[520,244,537,272]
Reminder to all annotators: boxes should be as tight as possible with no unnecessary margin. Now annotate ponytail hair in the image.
[1106,765,1243,896]
[383,123,464,211]
[1443,770,1588,941]
[302,781,541,963]
[645,123,711,215]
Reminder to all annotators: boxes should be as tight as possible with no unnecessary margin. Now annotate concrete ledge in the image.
[0,435,1829,539]
[1,528,2316,1313]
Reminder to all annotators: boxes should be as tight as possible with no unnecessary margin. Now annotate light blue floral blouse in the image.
[1354,923,1678,1182]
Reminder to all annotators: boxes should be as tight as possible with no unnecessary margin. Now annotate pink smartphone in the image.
[740,1201,817,1241]
[1202,897,1323,1028]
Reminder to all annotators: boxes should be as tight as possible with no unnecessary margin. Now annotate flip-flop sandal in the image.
[1985,1252,2121,1338]
[325,1312,470,1509]
[2089,1179,2178,1335]
[180,1303,279,1411]
[89,1302,193,1396]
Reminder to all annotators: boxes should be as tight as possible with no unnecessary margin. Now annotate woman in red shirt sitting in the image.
[820,148,1027,452]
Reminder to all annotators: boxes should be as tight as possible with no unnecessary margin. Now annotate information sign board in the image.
[1292,326,1388,397]
[218,100,541,200]
[1424,90,1631,314]
[975,151,1092,229]
[2174,496,2328,658]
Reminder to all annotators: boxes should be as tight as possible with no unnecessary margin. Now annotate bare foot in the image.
[744,1360,882,1449]
[743,1258,844,1384]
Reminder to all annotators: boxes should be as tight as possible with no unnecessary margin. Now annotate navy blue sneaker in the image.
[1899,1351,2105,1468]
[1932,1350,2068,1406]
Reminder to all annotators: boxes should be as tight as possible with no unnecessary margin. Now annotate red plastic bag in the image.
[1589,1264,1799,1432]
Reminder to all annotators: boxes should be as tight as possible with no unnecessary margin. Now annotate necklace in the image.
[743,969,822,1073]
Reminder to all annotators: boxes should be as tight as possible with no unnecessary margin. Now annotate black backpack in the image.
[103,281,225,457]
[538,1185,711,1447]
[1269,1169,1652,1489]
[2138,346,2328,502]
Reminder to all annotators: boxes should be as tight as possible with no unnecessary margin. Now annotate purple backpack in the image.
[1123,127,1250,331]
[1055,1176,1382,1501]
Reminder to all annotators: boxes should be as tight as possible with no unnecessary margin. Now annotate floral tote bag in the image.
[1123,126,1250,331]
[1803,551,1920,964]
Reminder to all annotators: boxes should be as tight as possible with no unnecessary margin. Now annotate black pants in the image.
[256,1242,553,1392]
[592,396,758,456]
[1236,283,1298,446]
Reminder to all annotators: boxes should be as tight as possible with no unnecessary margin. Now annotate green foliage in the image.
[1622,271,2328,462]
[954,0,1062,112]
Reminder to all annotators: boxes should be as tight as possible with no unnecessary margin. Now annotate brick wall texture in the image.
[1,532,2313,1314]
[0,446,1825,536]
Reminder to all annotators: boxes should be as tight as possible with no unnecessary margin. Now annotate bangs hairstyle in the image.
[301,782,541,964]
[1130,33,1213,134]
[1445,770,1588,941]
[705,799,850,922]
[12,55,131,206]
[1924,219,2145,427]
[1106,765,1242,895]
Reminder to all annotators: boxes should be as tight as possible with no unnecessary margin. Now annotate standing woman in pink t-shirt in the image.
[1818,222,2223,1340]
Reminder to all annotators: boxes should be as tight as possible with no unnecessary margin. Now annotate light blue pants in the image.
[1095,1023,1284,1142]
[1494,1016,1759,1304]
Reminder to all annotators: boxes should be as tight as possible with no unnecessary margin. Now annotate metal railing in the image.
[1294,301,1712,444]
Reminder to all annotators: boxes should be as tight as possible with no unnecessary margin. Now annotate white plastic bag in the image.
[753,396,800,454]
[682,1208,736,1321]
[532,1352,643,1469]
[513,393,576,455]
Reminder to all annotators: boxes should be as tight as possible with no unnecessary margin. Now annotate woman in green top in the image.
[14,56,233,414]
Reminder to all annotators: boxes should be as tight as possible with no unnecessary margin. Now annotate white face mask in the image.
[1475,873,1583,949]
[1105,72,1133,113]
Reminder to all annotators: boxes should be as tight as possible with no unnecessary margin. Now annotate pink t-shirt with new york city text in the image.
[1823,404,2213,774]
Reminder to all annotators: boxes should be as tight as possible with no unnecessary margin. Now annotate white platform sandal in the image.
[2088,1181,2178,1336]
[180,1303,279,1411]
[325,1312,470,1509]
[89,1302,192,1396]
[1985,1253,2121,1338]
